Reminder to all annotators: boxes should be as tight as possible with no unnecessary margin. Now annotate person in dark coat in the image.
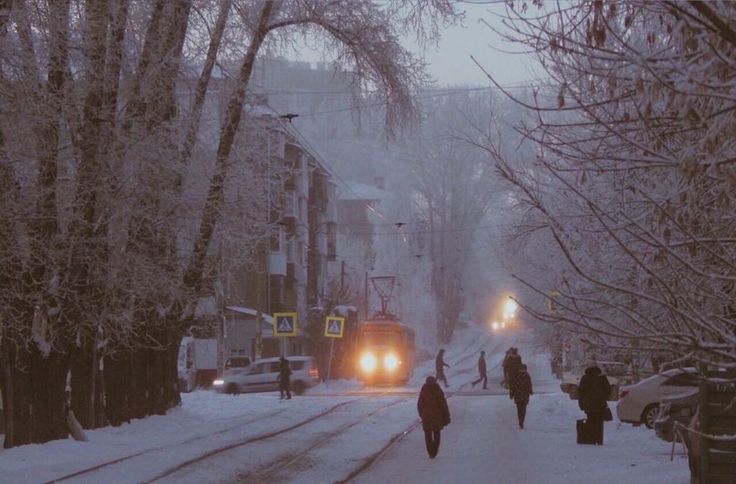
[502,347,513,387]
[505,348,523,389]
[471,351,488,389]
[577,366,611,444]
[435,349,451,387]
[417,376,451,458]
[510,364,533,428]
[278,356,292,400]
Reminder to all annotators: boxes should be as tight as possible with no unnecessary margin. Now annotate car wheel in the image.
[292,380,306,396]
[226,383,240,395]
[641,404,659,429]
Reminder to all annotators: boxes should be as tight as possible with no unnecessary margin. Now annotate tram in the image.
[354,276,415,385]
[355,315,415,384]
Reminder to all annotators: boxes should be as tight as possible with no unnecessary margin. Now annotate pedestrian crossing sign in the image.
[273,312,297,337]
[324,316,345,338]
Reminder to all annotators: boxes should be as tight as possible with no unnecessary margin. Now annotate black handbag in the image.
[603,406,613,422]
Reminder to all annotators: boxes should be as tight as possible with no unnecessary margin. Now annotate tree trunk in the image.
[181,0,275,302]
[28,348,68,443]
[178,0,232,165]
[70,339,97,429]
[0,333,16,448]
[103,352,130,427]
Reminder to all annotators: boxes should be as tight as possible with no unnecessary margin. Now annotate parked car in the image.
[213,356,320,396]
[616,367,699,429]
[224,356,252,377]
[559,362,631,401]
[653,392,698,443]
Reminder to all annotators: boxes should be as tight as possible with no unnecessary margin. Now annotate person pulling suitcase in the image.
[576,365,611,444]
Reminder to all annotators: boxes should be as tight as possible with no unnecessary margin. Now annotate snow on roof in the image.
[337,181,389,201]
[334,305,357,316]
[245,103,280,117]
[225,306,273,324]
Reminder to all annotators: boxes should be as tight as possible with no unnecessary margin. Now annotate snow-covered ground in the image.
[0,326,690,483]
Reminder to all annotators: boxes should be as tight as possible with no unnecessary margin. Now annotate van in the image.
[213,356,320,396]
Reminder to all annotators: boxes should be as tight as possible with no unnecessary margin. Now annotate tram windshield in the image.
[363,331,402,347]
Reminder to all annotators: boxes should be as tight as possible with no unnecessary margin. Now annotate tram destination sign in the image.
[324,316,345,338]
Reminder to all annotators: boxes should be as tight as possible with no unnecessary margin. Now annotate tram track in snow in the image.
[243,332,504,483]
[336,333,514,483]
[147,332,499,482]
[235,397,413,483]
[44,407,292,484]
[140,388,401,483]
[43,330,506,484]
[45,399,367,484]
[233,334,502,482]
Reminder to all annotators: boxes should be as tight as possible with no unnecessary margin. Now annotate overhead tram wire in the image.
[294,83,538,119]
[248,83,534,98]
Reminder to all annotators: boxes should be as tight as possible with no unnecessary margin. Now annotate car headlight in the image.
[360,353,377,373]
[491,321,500,331]
[213,379,224,386]
[384,354,399,371]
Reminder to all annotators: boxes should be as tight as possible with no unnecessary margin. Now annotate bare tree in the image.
[482,1,736,369]
[0,0,461,447]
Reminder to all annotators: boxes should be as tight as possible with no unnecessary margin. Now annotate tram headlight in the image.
[384,354,399,371]
[360,353,377,373]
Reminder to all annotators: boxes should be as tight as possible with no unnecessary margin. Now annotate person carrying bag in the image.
[577,365,611,445]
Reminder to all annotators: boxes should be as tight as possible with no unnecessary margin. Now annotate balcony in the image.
[281,191,297,223]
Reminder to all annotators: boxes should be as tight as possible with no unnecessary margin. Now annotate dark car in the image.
[653,392,698,443]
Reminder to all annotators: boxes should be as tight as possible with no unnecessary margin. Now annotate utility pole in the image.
[364,271,369,321]
[340,260,345,294]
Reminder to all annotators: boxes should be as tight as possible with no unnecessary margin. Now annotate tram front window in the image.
[364,332,400,346]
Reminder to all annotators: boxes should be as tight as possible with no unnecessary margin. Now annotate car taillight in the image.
[309,368,319,378]
[619,388,629,399]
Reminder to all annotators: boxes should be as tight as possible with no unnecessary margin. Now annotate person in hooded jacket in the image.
[577,365,611,444]
[505,348,523,389]
[417,376,451,458]
[471,350,488,389]
[510,364,533,428]
[435,349,451,387]
[278,356,292,400]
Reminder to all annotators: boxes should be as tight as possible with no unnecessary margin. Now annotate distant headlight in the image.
[491,321,500,331]
[213,379,224,386]
[360,353,377,373]
[384,354,399,371]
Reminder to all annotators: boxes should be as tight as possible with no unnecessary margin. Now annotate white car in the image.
[213,356,320,396]
[616,368,698,429]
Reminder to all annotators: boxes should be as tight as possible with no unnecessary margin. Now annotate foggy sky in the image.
[412,1,540,87]
[291,2,540,88]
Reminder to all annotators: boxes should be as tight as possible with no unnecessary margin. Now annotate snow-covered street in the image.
[0,328,689,483]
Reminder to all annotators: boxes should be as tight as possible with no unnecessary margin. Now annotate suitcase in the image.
[576,418,596,445]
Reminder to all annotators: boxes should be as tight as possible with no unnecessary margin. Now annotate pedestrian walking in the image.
[501,347,513,387]
[417,376,451,458]
[505,348,523,389]
[471,351,488,389]
[278,356,292,400]
[510,364,533,429]
[577,366,611,444]
[435,349,451,387]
